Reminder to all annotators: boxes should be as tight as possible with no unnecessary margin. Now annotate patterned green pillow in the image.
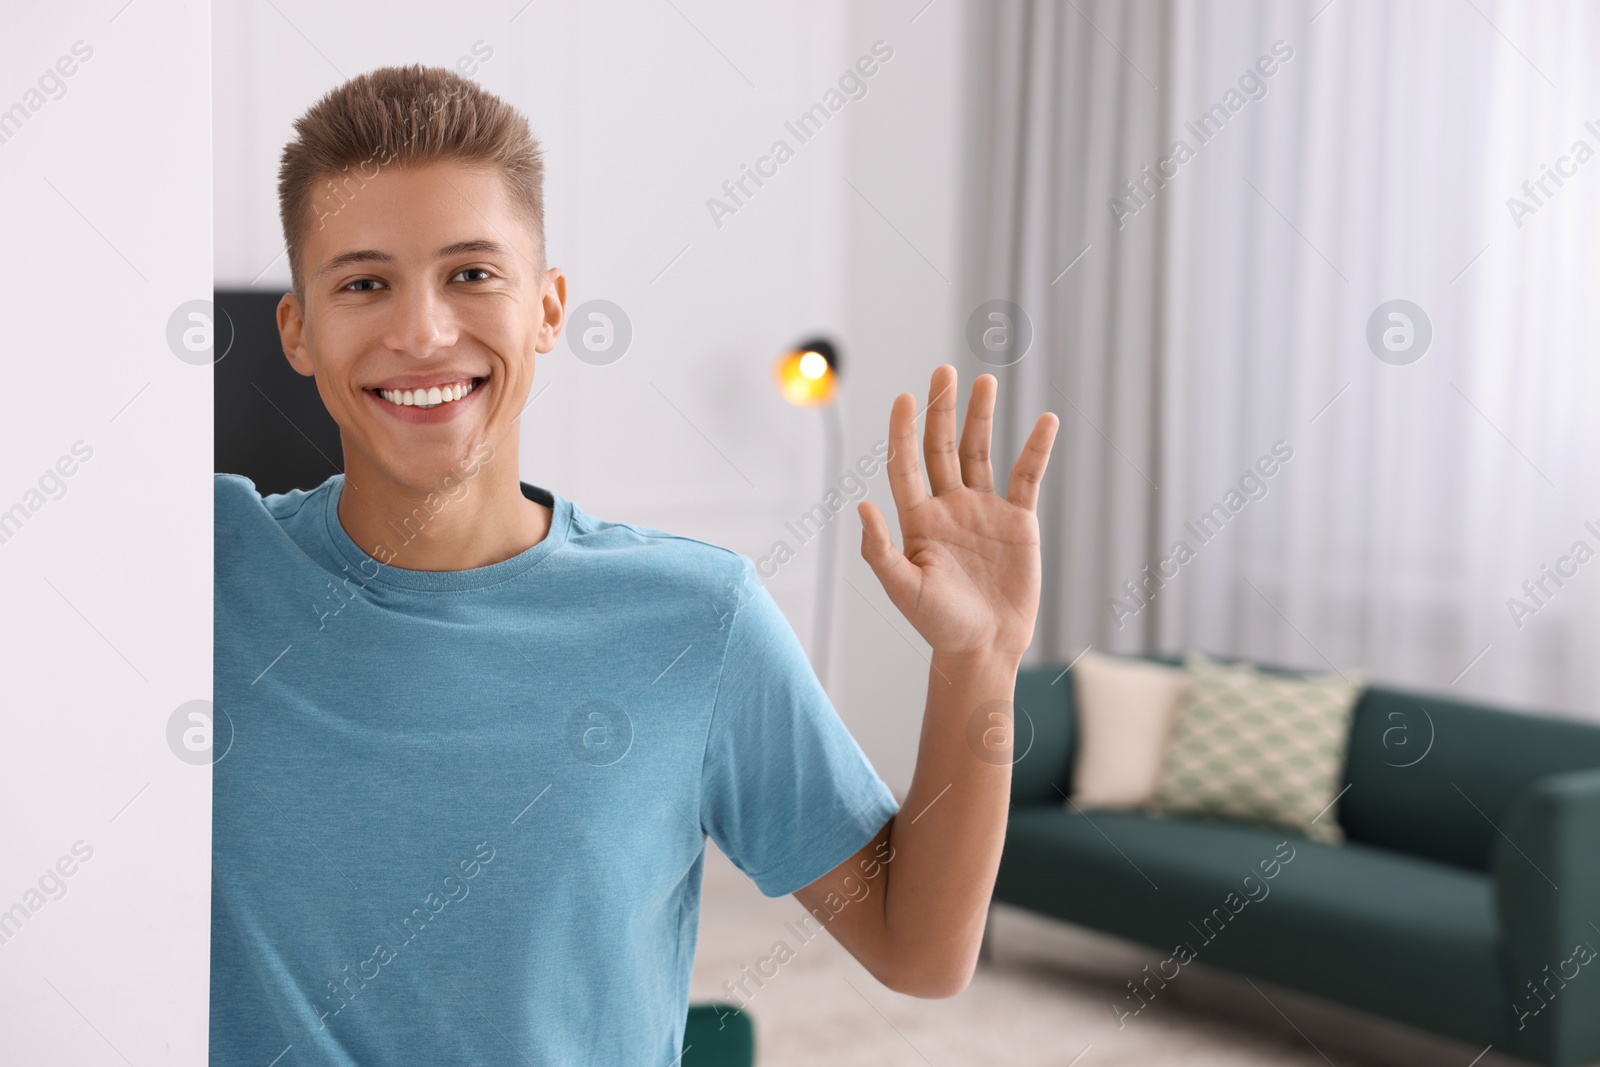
[1150,653,1365,843]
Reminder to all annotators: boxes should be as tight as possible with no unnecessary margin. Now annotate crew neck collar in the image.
[320,473,570,593]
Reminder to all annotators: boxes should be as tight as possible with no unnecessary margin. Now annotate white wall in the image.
[214,0,972,799]
[836,1,971,793]
[1,2,211,1063]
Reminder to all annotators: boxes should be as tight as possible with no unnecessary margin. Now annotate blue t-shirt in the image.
[211,472,899,1065]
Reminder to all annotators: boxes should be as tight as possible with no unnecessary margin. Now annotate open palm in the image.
[859,365,1060,659]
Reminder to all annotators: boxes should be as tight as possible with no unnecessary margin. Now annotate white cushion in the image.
[1067,651,1191,809]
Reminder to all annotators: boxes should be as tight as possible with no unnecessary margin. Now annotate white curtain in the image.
[967,0,1600,722]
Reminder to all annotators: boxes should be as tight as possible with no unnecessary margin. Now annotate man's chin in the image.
[344,440,489,495]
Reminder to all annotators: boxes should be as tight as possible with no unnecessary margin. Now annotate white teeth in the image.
[376,379,479,409]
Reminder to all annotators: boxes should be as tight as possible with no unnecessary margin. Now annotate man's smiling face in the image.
[278,160,565,491]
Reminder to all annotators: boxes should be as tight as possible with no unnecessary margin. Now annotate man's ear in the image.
[533,267,567,354]
[277,292,315,377]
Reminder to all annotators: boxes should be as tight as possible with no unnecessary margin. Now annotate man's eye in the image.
[452,267,492,282]
[344,278,384,293]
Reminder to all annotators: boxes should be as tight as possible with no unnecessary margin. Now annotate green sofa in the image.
[996,660,1600,1067]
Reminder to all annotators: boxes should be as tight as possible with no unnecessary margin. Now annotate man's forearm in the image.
[811,363,1057,995]
[880,647,1021,996]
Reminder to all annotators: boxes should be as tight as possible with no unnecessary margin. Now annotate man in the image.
[213,64,1058,1064]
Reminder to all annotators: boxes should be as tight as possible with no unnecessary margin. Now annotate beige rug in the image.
[688,843,1522,1067]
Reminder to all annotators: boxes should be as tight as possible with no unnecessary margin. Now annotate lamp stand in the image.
[812,402,844,691]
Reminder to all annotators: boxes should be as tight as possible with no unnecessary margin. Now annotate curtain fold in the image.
[962,0,1173,659]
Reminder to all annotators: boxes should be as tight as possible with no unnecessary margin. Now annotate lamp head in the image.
[775,337,840,406]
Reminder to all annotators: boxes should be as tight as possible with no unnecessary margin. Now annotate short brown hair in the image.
[277,64,546,299]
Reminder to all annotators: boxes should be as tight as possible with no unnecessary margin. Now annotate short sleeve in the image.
[700,558,901,897]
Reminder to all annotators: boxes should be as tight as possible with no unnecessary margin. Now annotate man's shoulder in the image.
[564,504,758,606]
[214,471,257,503]
[567,504,751,571]
[215,472,325,523]
[214,472,267,533]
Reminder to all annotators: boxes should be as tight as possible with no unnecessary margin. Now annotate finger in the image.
[923,365,963,495]
[959,373,997,492]
[885,391,928,513]
[1006,412,1060,510]
[858,501,921,611]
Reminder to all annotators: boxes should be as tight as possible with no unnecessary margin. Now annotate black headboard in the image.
[214,289,344,495]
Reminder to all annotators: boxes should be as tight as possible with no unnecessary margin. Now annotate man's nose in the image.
[387,285,458,358]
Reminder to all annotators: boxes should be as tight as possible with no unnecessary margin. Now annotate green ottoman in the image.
[683,1003,755,1066]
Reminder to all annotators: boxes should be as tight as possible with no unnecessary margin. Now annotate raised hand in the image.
[858,365,1060,660]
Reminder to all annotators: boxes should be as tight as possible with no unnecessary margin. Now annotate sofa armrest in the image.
[1494,767,1600,1066]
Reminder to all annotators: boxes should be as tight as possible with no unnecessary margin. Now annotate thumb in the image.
[858,501,920,610]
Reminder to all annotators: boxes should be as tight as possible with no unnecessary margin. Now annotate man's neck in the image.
[336,450,552,573]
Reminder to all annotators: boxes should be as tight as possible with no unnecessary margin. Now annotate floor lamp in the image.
[774,338,843,690]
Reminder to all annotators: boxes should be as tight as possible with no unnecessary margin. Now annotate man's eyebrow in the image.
[316,249,392,278]
[437,239,516,261]
[315,240,516,279]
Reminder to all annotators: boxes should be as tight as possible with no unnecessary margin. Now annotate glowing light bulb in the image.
[773,339,839,406]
